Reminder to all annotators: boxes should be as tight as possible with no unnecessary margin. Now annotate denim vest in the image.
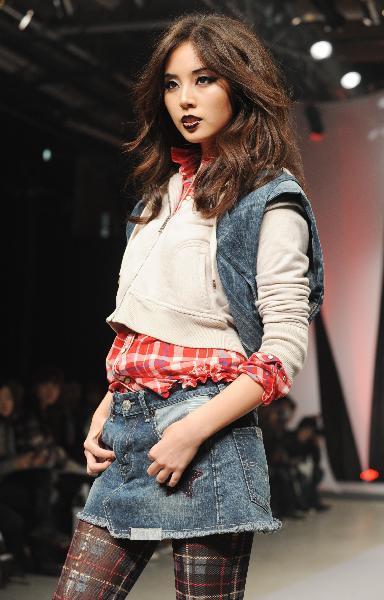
[125,170,324,358]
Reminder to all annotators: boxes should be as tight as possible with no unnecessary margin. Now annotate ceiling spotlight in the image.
[340,71,362,89]
[18,9,34,30]
[360,0,381,26]
[291,16,302,25]
[310,40,333,59]
[42,148,52,162]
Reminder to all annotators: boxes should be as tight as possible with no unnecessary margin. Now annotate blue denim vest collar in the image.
[125,170,324,358]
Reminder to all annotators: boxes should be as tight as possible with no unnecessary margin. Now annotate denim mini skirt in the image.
[78,379,282,540]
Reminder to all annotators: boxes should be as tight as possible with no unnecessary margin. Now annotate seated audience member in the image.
[259,397,306,519]
[0,502,28,577]
[0,382,53,548]
[284,416,330,512]
[31,368,91,534]
[31,367,76,459]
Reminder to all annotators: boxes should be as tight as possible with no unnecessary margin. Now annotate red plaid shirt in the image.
[106,146,292,405]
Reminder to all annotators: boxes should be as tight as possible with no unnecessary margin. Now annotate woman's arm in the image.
[183,199,311,439]
[253,197,311,381]
[147,201,311,486]
[83,390,116,476]
[91,390,114,425]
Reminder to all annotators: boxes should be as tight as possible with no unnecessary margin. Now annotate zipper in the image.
[158,172,195,235]
[158,193,176,233]
[110,213,169,319]
[158,214,172,233]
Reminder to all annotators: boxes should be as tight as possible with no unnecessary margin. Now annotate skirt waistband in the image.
[111,379,229,420]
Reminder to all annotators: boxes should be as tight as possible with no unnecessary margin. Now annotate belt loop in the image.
[137,391,151,422]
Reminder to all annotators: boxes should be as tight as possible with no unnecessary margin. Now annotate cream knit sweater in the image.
[107,173,310,381]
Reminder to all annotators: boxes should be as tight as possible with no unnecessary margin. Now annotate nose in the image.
[179,82,196,108]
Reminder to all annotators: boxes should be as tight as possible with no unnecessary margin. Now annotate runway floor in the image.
[1,495,383,599]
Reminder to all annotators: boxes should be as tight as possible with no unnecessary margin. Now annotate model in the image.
[53,11,324,600]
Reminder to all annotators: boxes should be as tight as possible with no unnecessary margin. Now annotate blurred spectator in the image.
[0,502,27,577]
[0,379,55,573]
[30,367,90,535]
[259,397,304,519]
[283,416,330,512]
[31,366,77,457]
[80,380,106,438]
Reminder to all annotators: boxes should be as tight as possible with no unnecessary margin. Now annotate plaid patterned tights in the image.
[53,519,254,599]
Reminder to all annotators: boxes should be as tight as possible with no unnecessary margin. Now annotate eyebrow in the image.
[163,67,212,79]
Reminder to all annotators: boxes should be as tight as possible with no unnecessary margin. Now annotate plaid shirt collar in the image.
[171,146,214,180]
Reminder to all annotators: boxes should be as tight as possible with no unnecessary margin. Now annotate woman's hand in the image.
[84,419,116,477]
[30,448,50,467]
[147,418,203,488]
[15,452,34,470]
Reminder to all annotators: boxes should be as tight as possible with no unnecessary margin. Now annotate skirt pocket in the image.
[232,426,271,513]
[101,416,138,482]
[100,417,113,449]
[152,393,214,439]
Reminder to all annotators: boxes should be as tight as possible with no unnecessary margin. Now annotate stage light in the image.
[360,0,381,26]
[340,71,361,89]
[18,9,34,30]
[100,212,110,239]
[42,148,52,162]
[360,469,379,482]
[310,40,333,60]
[291,16,302,25]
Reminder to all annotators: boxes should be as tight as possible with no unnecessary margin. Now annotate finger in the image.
[86,459,113,476]
[167,472,181,488]
[85,448,115,465]
[84,440,115,461]
[156,468,172,484]
[85,451,114,473]
[147,461,162,476]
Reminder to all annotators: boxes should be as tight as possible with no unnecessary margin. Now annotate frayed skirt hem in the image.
[76,511,283,540]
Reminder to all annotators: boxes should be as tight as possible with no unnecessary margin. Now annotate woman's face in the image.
[163,41,233,157]
[35,381,61,408]
[0,386,15,418]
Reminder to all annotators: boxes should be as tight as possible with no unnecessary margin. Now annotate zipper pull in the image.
[158,215,171,233]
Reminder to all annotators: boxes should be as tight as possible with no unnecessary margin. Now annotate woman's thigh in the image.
[172,531,254,600]
[53,519,159,599]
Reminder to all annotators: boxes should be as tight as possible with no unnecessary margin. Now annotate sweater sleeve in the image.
[237,196,311,405]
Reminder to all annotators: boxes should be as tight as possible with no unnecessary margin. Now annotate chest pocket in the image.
[164,240,213,312]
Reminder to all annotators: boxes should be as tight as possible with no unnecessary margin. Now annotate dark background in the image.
[1,0,383,386]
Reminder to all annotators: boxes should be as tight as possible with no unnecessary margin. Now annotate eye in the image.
[164,80,178,90]
[164,75,218,90]
[196,75,217,85]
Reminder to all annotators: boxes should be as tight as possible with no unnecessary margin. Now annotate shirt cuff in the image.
[237,351,292,406]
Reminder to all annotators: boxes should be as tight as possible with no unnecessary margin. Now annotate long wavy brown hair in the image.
[124,12,306,225]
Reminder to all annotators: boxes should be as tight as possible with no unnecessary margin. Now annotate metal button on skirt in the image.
[78,379,282,540]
